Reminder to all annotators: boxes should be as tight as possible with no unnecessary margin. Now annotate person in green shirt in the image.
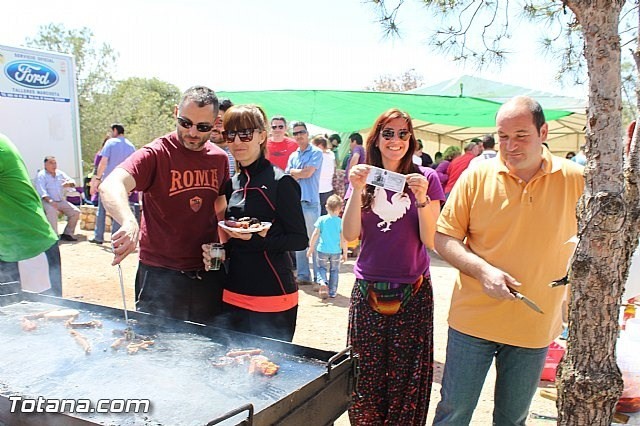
[0,133,62,296]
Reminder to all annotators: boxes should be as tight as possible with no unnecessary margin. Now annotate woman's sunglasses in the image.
[381,129,411,141]
[177,116,214,133]
[222,128,256,142]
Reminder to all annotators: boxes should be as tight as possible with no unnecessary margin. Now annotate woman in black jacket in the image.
[203,104,308,341]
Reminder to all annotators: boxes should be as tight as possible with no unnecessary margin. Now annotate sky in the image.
[3,0,587,99]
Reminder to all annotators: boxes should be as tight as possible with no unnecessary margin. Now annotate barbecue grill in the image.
[0,290,357,426]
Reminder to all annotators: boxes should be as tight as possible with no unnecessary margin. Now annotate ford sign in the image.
[4,61,59,89]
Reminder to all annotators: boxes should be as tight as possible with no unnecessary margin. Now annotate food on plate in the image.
[69,329,91,354]
[21,317,38,332]
[43,309,80,321]
[65,319,103,329]
[224,217,263,230]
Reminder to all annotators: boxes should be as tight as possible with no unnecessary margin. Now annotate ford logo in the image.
[4,61,59,89]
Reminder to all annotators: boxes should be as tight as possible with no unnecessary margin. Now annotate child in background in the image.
[307,194,347,299]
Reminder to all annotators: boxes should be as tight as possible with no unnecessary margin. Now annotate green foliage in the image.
[82,78,181,164]
[366,68,424,92]
[25,23,117,103]
[25,24,180,174]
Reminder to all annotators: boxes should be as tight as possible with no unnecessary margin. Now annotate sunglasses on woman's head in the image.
[177,116,214,133]
[222,129,256,142]
[381,129,411,141]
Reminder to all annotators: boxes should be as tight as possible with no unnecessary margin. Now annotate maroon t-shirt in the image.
[266,137,298,171]
[120,132,229,270]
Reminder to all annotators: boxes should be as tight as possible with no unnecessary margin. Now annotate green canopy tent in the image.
[217,90,585,160]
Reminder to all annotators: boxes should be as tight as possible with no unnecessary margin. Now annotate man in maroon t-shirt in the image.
[99,86,229,324]
[266,116,298,171]
[444,140,482,195]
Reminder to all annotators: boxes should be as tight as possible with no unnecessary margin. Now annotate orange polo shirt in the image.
[437,148,584,348]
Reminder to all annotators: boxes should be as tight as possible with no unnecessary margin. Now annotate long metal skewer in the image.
[116,262,129,324]
[113,244,133,339]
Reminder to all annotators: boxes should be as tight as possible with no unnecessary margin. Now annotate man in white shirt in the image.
[34,156,80,241]
[468,134,498,169]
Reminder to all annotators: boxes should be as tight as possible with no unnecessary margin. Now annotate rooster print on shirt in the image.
[371,186,411,232]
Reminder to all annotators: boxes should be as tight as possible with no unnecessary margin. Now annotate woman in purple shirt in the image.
[435,145,461,188]
[342,108,445,425]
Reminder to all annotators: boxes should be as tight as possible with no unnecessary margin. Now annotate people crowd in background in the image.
[307,193,347,299]
[209,98,236,178]
[266,115,298,171]
[44,90,592,425]
[311,135,336,215]
[89,123,136,245]
[286,121,324,286]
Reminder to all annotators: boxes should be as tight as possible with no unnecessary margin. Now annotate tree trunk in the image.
[557,1,639,424]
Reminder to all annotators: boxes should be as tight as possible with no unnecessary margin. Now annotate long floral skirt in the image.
[347,276,434,425]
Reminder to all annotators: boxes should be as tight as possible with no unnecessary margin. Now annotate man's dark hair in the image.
[329,133,341,144]
[179,86,219,115]
[349,132,363,145]
[481,134,495,149]
[271,116,287,126]
[291,121,307,130]
[528,99,546,133]
[499,96,546,134]
[111,123,125,135]
[44,156,55,163]
[219,98,234,112]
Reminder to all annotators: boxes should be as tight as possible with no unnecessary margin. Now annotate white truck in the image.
[0,44,83,183]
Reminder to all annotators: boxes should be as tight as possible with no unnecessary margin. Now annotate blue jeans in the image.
[296,201,319,282]
[433,328,548,426]
[94,197,140,242]
[316,252,340,296]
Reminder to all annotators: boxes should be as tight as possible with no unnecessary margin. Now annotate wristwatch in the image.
[415,196,431,208]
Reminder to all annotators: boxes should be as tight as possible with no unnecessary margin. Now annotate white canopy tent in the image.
[408,75,587,155]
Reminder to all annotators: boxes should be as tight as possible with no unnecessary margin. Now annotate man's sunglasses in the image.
[381,129,411,141]
[177,116,214,133]
[271,124,285,130]
[292,130,308,136]
[222,128,256,142]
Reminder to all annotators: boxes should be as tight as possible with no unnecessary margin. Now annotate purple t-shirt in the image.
[345,145,366,183]
[354,166,445,283]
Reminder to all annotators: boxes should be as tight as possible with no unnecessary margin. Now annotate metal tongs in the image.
[113,244,134,340]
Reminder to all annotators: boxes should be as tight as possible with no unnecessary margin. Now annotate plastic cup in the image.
[209,243,224,271]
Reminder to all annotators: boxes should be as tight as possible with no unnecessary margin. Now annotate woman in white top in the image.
[311,135,336,215]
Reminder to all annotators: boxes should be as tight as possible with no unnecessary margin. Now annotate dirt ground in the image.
[56,225,575,425]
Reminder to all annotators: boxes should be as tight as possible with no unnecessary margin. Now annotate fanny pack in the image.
[357,275,424,315]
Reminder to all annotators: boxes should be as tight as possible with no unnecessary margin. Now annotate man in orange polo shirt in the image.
[433,96,584,425]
